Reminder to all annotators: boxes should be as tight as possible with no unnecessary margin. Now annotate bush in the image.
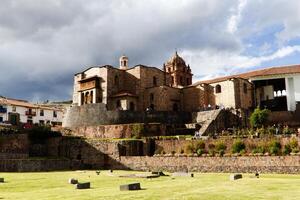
[184,143,195,154]
[268,140,281,155]
[232,139,246,154]
[283,144,292,155]
[215,141,226,156]
[208,143,215,156]
[250,107,270,128]
[196,148,205,156]
[195,140,205,150]
[282,126,294,135]
[252,145,266,154]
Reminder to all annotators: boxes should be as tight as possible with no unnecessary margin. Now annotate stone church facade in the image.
[72,52,254,112]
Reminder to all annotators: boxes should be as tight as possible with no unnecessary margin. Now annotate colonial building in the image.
[73,53,214,112]
[198,65,300,112]
[0,97,64,126]
[72,52,253,112]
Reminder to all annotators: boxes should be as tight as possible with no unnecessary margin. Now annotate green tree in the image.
[249,107,270,128]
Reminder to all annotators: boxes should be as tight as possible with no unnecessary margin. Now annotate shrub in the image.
[232,139,246,154]
[208,143,215,156]
[252,145,266,154]
[268,140,281,155]
[195,140,205,150]
[283,144,292,155]
[196,148,205,156]
[289,138,299,153]
[184,143,195,154]
[249,107,270,128]
[215,141,226,156]
[282,126,294,135]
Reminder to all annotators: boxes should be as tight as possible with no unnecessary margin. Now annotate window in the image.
[39,120,44,125]
[114,75,119,86]
[180,76,183,85]
[90,91,93,103]
[150,93,154,102]
[129,102,135,111]
[186,78,190,85]
[53,111,57,118]
[171,77,174,85]
[215,84,221,93]
[168,67,171,72]
[124,60,127,66]
[116,100,121,109]
[0,117,3,122]
[40,110,44,116]
[153,76,157,86]
[243,83,247,94]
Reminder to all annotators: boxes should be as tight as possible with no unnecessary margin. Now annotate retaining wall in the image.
[0,159,71,172]
[119,155,300,173]
[63,103,192,127]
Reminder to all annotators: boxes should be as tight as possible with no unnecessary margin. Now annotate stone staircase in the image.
[186,109,235,136]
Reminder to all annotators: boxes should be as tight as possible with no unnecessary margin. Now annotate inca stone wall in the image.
[0,134,29,159]
[63,103,192,128]
[119,156,300,173]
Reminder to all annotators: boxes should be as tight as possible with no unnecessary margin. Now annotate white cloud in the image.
[227,0,247,34]
[182,45,300,82]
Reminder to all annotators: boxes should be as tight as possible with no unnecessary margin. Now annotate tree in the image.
[249,107,270,128]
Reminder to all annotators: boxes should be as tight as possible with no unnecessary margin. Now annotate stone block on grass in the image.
[120,183,141,191]
[230,174,242,180]
[0,178,4,183]
[68,178,78,184]
[76,182,90,189]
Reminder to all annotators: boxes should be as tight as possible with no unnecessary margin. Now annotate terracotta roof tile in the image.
[195,64,300,85]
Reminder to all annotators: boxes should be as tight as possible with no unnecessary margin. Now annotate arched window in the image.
[215,85,221,93]
[90,91,93,103]
[85,92,89,104]
[243,83,247,94]
[81,93,84,105]
[180,76,183,85]
[153,76,157,86]
[116,100,121,109]
[186,78,190,85]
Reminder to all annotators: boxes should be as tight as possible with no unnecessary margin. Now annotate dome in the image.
[120,55,128,60]
[167,51,186,65]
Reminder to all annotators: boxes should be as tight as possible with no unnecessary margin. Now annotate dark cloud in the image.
[0,0,299,101]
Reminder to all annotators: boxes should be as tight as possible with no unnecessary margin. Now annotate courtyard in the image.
[0,171,299,200]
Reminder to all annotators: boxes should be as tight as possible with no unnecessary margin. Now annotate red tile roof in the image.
[195,64,300,85]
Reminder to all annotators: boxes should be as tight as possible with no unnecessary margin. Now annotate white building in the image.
[0,97,63,126]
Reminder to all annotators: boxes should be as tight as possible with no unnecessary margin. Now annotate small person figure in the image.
[194,124,202,139]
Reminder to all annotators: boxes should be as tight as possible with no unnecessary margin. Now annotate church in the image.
[72,52,254,112]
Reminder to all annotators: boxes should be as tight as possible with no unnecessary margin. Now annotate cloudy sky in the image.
[1,0,300,102]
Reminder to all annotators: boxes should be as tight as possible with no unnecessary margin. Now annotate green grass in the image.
[0,171,300,200]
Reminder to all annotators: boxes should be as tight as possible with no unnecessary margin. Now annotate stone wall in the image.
[63,103,192,127]
[268,111,300,127]
[0,134,29,159]
[144,86,182,111]
[119,155,300,173]
[154,137,300,155]
[0,159,70,172]
[66,123,167,139]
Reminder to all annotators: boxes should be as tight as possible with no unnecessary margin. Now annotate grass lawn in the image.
[0,171,300,200]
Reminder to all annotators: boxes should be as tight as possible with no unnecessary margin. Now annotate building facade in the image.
[0,97,64,126]
[72,52,254,112]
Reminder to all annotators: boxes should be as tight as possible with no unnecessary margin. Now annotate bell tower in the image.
[164,52,193,87]
[119,55,129,70]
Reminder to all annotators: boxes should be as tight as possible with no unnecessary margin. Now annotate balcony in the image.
[25,111,36,116]
[0,107,7,113]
